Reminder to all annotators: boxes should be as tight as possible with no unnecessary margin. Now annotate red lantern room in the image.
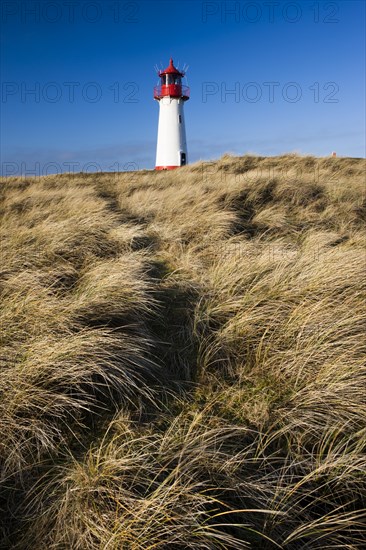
[154,58,190,101]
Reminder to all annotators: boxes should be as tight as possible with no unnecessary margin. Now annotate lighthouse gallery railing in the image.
[153,85,190,100]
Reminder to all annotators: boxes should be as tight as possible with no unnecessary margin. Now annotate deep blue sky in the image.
[1,0,365,175]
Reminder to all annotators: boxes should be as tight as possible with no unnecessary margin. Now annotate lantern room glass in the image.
[161,75,182,86]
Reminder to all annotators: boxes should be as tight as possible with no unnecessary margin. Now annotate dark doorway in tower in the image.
[180,152,186,166]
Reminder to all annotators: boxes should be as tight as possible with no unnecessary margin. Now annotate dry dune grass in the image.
[0,154,365,548]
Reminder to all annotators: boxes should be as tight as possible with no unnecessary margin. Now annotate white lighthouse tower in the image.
[154,58,190,170]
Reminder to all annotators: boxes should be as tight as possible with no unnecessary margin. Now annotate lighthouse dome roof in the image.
[159,58,184,77]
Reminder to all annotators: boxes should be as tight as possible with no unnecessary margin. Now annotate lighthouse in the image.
[154,58,190,170]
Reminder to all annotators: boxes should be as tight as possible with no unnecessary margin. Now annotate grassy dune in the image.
[0,154,365,549]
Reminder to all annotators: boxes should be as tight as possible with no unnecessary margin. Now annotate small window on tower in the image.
[178,115,182,123]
